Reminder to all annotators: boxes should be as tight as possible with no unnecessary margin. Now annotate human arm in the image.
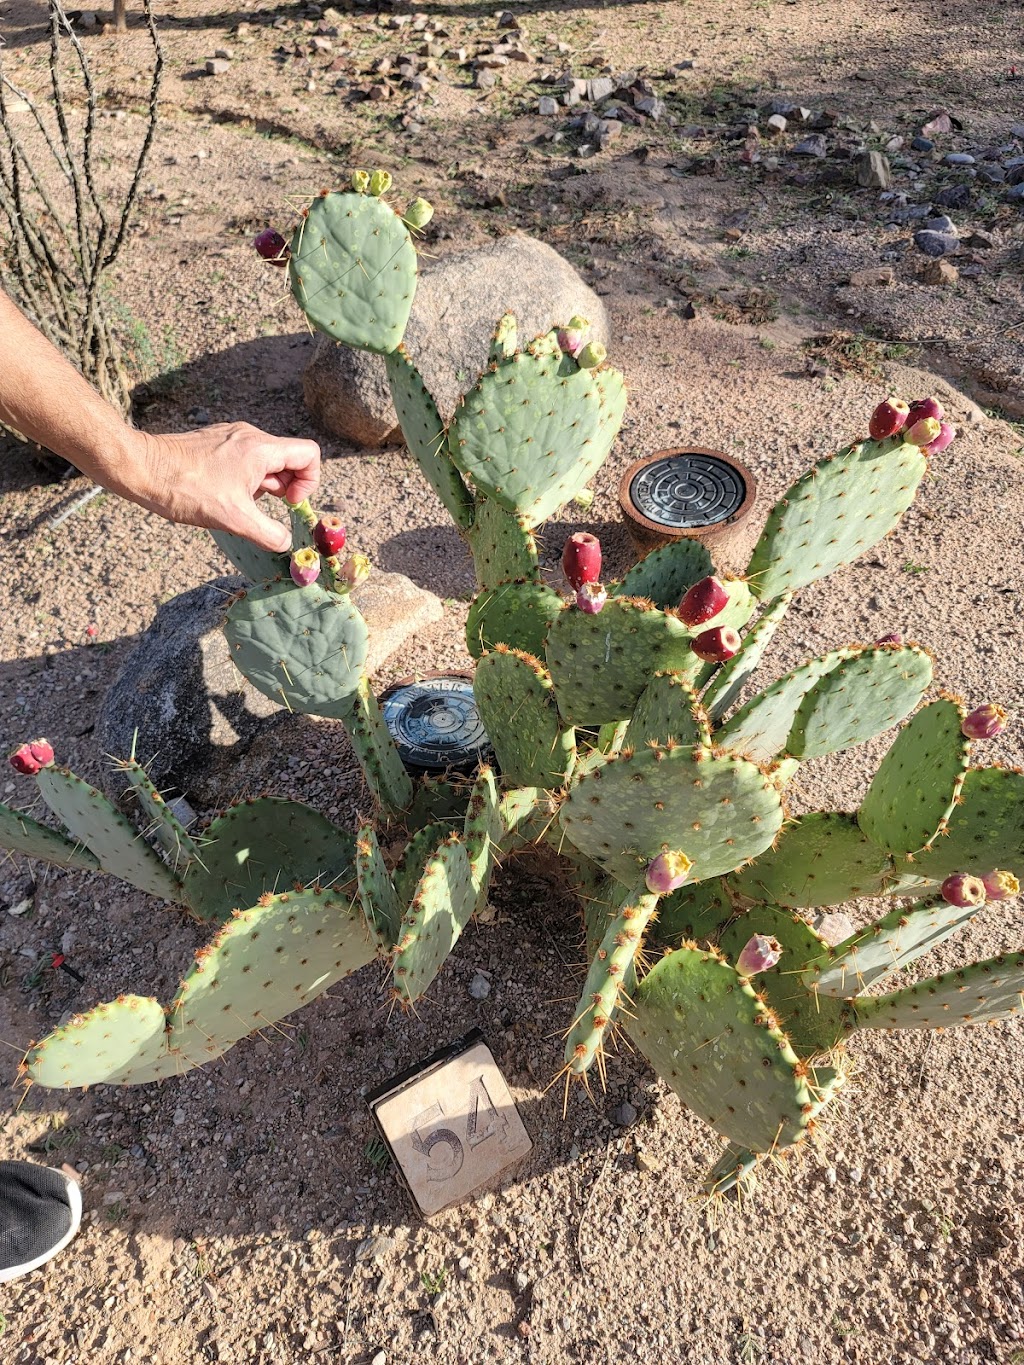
[0,289,320,551]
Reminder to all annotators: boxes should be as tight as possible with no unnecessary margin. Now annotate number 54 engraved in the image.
[411,1075,510,1182]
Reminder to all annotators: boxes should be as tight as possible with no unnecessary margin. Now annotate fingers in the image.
[236,505,292,554]
[256,437,321,506]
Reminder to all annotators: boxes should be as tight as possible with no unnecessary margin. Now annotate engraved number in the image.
[412,1075,509,1182]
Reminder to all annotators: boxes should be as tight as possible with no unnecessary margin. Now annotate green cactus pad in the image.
[787,644,933,760]
[729,812,893,908]
[224,578,368,720]
[405,777,470,831]
[210,530,288,585]
[385,347,474,529]
[545,597,699,728]
[116,759,200,873]
[465,578,563,660]
[561,745,784,886]
[168,887,377,1069]
[465,498,540,591]
[473,647,576,787]
[746,436,928,601]
[355,826,402,949]
[0,802,100,873]
[625,672,710,750]
[858,698,970,855]
[287,498,316,551]
[391,836,476,1003]
[627,946,817,1153]
[345,678,414,815]
[24,996,172,1089]
[289,190,417,353]
[804,895,983,999]
[705,1145,760,1197]
[489,311,518,363]
[702,595,793,725]
[718,904,847,1056]
[463,766,502,914]
[650,878,733,949]
[616,540,714,610]
[577,869,625,959]
[35,767,183,902]
[565,882,659,1074]
[183,798,356,923]
[893,766,1024,884]
[391,821,449,903]
[715,651,848,764]
[497,786,556,852]
[850,952,1024,1029]
[447,348,627,528]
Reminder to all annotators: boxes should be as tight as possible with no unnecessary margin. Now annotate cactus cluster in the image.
[2,173,1021,1199]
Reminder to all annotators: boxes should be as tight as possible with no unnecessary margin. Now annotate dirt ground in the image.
[2,0,1024,1361]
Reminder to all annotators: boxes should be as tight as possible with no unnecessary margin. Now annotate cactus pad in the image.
[858,698,969,854]
[730,811,894,908]
[35,767,183,902]
[545,597,698,727]
[355,826,402,949]
[627,946,819,1153]
[473,647,576,787]
[489,311,518,363]
[465,497,540,591]
[391,836,476,1002]
[463,766,502,913]
[625,671,710,750]
[210,530,288,585]
[116,758,200,872]
[787,644,933,759]
[850,952,1024,1029]
[466,578,562,660]
[716,651,848,764]
[746,436,927,600]
[224,578,368,719]
[0,802,100,873]
[616,540,714,610]
[183,798,356,923]
[702,594,793,724]
[346,678,414,815]
[561,745,784,886]
[650,877,733,948]
[24,996,172,1088]
[289,190,417,353]
[385,348,474,529]
[447,347,627,528]
[894,764,1024,885]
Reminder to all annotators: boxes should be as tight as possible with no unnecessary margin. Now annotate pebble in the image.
[925,214,957,235]
[921,259,958,286]
[612,1100,638,1128]
[910,136,934,152]
[205,58,230,75]
[371,1352,387,1365]
[766,114,787,135]
[933,183,972,210]
[1006,183,1024,202]
[856,150,891,189]
[943,152,975,166]
[538,96,559,116]
[793,134,827,158]
[912,229,958,258]
[469,970,491,1001]
[173,1108,186,1125]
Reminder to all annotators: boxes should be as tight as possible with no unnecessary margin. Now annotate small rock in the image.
[636,1152,661,1174]
[812,912,856,946]
[79,10,98,26]
[913,229,958,258]
[538,96,559,116]
[205,58,230,75]
[173,1108,186,1126]
[371,1352,387,1365]
[979,166,1007,185]
[961,229,995,249]
[475,68,497,90]
[214,45,233,58]
[910,136,934,153]
[921,259,958,286]
[933,183,973,210]
[1006,183,1024,202]
[925,214,957,235]
[634,96,665,121]
[598,118,622,145]
[944,152,975,166]
[469,970,491,1001]
[793,134,827,158]
[765,114,787,135]
[587,76,615,102]
[847,265,895,287]
[856,149,891,189]
[612,1100,638,1128]
[355,1235,395,1265]
[921,110,953,137]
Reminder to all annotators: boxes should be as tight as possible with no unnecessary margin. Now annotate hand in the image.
[130,423,321,552]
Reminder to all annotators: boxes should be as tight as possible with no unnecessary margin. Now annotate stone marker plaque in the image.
[368,1029,532,1217]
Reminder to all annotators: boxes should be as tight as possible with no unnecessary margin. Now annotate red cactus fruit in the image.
[875,632,903,646]
[961,704,1008,740]
[9,739,55,775]
[290,547,321,587]
[691,625,740,662]
[254,228,290,267]
[907,396,945,426]
[982,870,1020,902]
[644,849,693,895]
[678,575,730,628]
[312,515,347,557]
[868,399,910,441]
[562,532,602,590]
[923,420,955,456]
[905,416,942,448]
[940,872,987,908]
[576,582,608,614]
[736,933,783,976]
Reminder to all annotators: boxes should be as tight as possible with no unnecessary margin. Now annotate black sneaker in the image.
[0,1161,82,1283]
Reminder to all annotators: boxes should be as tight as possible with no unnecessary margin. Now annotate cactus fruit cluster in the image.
[2,175,1022,1200]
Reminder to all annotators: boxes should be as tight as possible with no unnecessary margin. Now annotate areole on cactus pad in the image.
[2,172,1021,1201]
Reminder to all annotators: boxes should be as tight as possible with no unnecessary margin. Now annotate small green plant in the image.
[421,1265,447,1296]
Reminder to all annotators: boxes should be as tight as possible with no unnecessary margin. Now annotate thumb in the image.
[235,506,291,554]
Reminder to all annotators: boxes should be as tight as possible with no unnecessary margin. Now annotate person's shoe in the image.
[0,1161,82,1283]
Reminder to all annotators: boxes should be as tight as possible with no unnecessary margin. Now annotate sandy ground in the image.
[2,0,1024,1361]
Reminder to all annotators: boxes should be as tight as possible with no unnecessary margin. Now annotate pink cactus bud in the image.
[312,515,347,557]
[678,575,730,628]
[907,396,945,426]
[868,399,910,441]
[904,416,942,448]
[691,625,740,662]
[289,547,321,587]
[875,632,903,646]
[961,704,1008,740]
[254,228,290,267]
[982,870,1020,902]
[339,552,370,589]
[9,739,55,776]
[562,532,602,590]
[556,327,585,359]
[576,581,608,614]
[736,933,783,976]
[644,849,693,895]
[923,420,955,456]
[940,872,987,908]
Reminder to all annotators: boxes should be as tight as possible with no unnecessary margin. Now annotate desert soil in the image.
[1,0,1024,1361]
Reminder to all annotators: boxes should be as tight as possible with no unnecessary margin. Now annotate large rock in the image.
[98,572,442,800]
[302,235,611,448]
